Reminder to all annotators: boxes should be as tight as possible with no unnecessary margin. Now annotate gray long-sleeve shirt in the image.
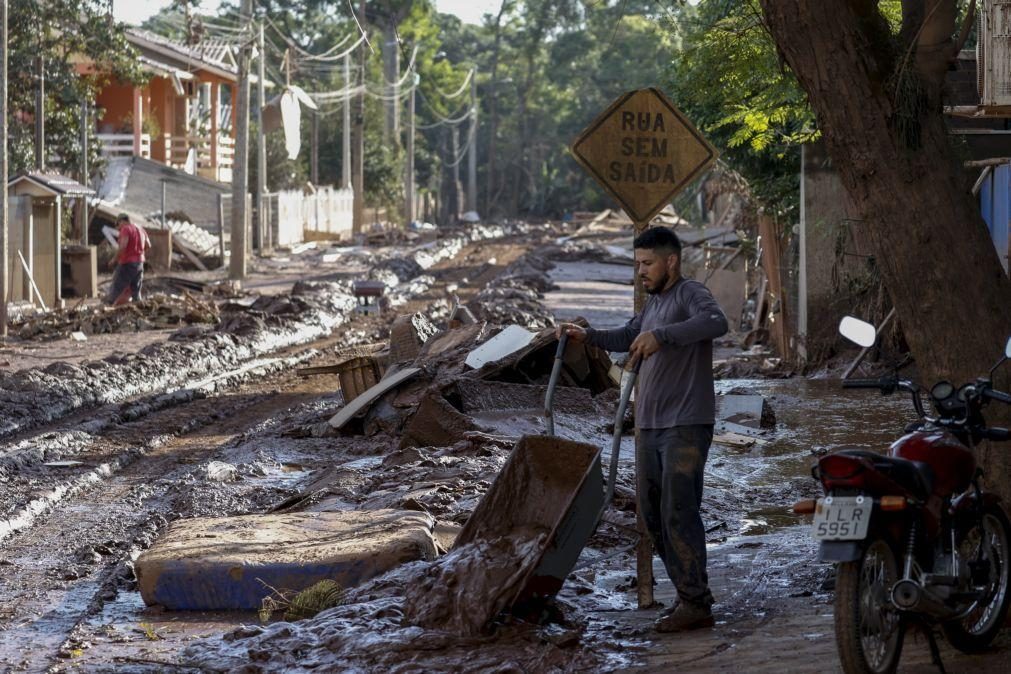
[586,277,728,429]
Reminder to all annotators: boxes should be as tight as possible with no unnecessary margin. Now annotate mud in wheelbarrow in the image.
[453,434,604,609]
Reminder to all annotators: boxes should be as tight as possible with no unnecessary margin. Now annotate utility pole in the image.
[256,21,268,252]
[404,73,416,225]
[342,52,351,189]
[35,54,44,171]
[80,99,89,245]
[451,126,461,222]
[382,20,399,143]
[1,0,8,340]
[311,111,319,185]
[230,0,252,281]
[467,69,478,215]
[352,0,366,234]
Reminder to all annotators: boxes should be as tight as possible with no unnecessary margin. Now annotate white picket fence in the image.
[276,186,354,247]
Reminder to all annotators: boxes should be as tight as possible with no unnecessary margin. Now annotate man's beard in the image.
[643,271,669,295]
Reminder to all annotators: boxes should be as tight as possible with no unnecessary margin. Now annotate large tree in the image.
[8,0,141,178]
[758,0,1011,500]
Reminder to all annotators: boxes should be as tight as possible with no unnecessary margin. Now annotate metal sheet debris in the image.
[328,367,422,429]
[464,325,537,369]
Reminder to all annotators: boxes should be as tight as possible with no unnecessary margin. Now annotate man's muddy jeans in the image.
[637,424,714,607]
[105,262,144,305]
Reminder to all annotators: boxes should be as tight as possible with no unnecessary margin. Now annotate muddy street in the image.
[0,214,1005,673]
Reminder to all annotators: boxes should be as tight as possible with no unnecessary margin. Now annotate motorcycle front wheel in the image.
[943,505,1011,653]
[835,537,905,674]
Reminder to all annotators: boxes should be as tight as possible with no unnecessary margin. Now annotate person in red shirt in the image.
[105,214,151,305]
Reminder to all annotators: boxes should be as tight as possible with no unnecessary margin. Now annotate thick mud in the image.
[4,227,1008,673]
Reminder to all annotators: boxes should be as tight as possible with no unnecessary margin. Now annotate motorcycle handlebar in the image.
[842,378,886,389]
[983,388,1011,405]
[982,427,1011,441]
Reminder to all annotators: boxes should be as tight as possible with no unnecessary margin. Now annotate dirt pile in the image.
[182,538,599,673]
[0,282,356,441]
[402,534,548,636]
[469,252,558,329]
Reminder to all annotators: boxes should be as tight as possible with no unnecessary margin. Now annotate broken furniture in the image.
[135,509,437,610]
[61,245,99,299]
[145,227,173,272]
[7,172,96,308]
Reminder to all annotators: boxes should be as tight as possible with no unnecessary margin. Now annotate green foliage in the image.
[668,0,815,216]
[7,0,144,177]
[259,579,345,622]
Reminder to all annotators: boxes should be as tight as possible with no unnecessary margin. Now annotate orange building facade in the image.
[88,30,240,184]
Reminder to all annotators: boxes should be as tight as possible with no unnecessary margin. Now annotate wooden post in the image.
[633,219,655,610]
[132,86,142,157]
[210,82,219,176]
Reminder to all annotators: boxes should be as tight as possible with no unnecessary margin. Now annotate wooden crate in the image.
[335,356,385,403]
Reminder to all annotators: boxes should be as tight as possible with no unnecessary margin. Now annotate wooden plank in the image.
[842,308,897,379]
[17,250,48,311]
[632,219,654,610]
[172,237,209,272]
[328,367,421,429]
[751,273,768,332]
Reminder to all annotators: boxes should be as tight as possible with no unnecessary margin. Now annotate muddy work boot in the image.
[654,601,714,633]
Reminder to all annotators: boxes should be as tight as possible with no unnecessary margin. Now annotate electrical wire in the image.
[263,14,363,62]
[416,90,472,128]
[430,68,473,100]
[346,0,375,54]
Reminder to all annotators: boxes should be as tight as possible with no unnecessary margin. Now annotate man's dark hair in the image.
[633,226,682,256]
[116,213,130,223]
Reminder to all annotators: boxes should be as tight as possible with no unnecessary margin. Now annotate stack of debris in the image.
[468,253,558,329]
[13,293,219,340]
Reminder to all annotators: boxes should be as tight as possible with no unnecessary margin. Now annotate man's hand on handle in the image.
[629,331,660,364]
[555,323,587,343]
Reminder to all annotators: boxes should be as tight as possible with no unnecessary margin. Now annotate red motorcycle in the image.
[795,316,1011,674]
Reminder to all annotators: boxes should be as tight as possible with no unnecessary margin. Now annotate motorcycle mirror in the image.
[988,335,1011,379]
[839,316,876,348]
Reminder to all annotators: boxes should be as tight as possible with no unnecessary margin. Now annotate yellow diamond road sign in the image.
[571,88,718,225]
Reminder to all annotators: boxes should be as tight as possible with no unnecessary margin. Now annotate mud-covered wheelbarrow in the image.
[454,333,640,608]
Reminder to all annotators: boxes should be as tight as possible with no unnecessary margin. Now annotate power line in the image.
[430,68,473,100]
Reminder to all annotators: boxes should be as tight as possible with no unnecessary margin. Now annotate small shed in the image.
[7,172,95,309]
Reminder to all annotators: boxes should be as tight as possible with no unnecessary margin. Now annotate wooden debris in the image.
[172,237,208,272]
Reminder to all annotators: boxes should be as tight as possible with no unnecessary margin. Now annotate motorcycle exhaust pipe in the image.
[891,579,954,618]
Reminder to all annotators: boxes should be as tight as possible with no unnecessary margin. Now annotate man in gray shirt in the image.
[557,226,728,632]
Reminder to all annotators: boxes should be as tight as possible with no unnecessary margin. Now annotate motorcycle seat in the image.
[835,449,935,500]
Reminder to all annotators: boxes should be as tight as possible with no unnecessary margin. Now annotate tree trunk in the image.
[485,0,511,217]
[758,0,1011,502]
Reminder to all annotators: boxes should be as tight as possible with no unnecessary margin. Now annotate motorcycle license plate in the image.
[812,496,871,540]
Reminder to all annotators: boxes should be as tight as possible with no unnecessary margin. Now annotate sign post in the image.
[570,88,718,609]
